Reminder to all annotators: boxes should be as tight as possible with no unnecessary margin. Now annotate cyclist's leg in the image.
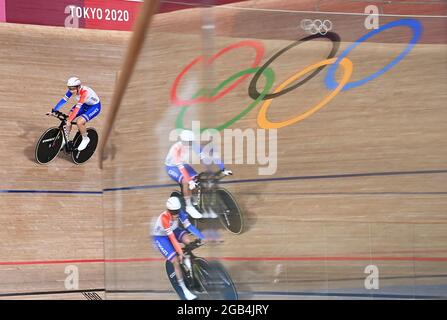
[66,102,100,134]
[153,235,183,279]
[167,165,196,205]
[166,164,201,218]
[174,229,194,276]
[166,165,188,197]
[154,234,196,300]
[76,102,101,151]
[75,116,87,135]
[166,165,183,184]
[78,102,101,131]
[184,164,198,181]
[165,164,197,185]
[181,164,199,207]
[171,255,196,300]
[174,228,196,247]
[177,229,195,246]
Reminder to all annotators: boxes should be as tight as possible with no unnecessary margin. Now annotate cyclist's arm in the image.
[53,90,72,111]
[212,155,225,171]
[161,214,183,256]
[173,144,192,182]
[180,212,205,240]
[198,145,225,171]
[67,89,87,123]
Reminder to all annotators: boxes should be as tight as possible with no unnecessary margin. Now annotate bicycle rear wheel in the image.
[215,188,244,235]
[35,127,63,164]
[71,128,98,164]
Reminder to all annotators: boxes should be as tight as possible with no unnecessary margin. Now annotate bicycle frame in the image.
[180,240,238,300]
[165,239,237,300]
[177,171,224,210]
[48,111,76,153]
[180,240,203,289]
[194,171,225,212]
[181,240,201,271]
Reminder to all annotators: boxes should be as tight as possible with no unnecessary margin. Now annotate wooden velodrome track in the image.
[1,0,447,299]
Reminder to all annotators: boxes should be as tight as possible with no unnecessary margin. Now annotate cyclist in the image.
[152,196,205,300]
[52,77,101,151]
[165,129,232,219]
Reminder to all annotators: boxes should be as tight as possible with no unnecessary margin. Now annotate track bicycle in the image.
[35,110,98,165]
[165,239,238,300]
[172,171,244,234]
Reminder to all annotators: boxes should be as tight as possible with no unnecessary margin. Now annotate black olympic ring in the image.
[248,31,341,101]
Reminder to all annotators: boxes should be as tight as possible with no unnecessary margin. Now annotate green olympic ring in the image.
[175,67,275,132]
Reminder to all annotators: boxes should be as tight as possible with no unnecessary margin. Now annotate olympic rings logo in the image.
[300,19,333,35]
[171,18,423,131]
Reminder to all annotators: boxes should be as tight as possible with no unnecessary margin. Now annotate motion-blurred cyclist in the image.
[52,77,101,151]
[165,129,232,219]
[152,196,205,300]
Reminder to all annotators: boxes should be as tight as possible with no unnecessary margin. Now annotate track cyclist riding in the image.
[152,196,205,300]
[52,77,101,151]
[165,129,232,219]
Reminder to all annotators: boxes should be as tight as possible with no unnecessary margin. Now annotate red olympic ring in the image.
[170,40,265,106]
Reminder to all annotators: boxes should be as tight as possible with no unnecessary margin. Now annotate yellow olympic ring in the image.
[257,57,353,129]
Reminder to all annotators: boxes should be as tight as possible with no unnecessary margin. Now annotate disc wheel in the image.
[207,188,244,234]
[71,128,98,164]
[35,127,63,164]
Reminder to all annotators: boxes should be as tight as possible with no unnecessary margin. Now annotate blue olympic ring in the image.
[325,18,423,91]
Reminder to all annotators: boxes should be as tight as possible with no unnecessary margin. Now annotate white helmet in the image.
[166,197,181,211]
[180,129,195,142]
[67,77,81,87]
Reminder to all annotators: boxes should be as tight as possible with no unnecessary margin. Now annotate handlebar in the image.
[46,110,77,125]
[195,170,225,183]
[182,239,203,254]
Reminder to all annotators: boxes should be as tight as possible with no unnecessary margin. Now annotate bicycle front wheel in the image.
[35,127,63,164]
[215,188,244,235]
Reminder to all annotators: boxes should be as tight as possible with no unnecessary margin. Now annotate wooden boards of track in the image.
[0,23,129,296]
